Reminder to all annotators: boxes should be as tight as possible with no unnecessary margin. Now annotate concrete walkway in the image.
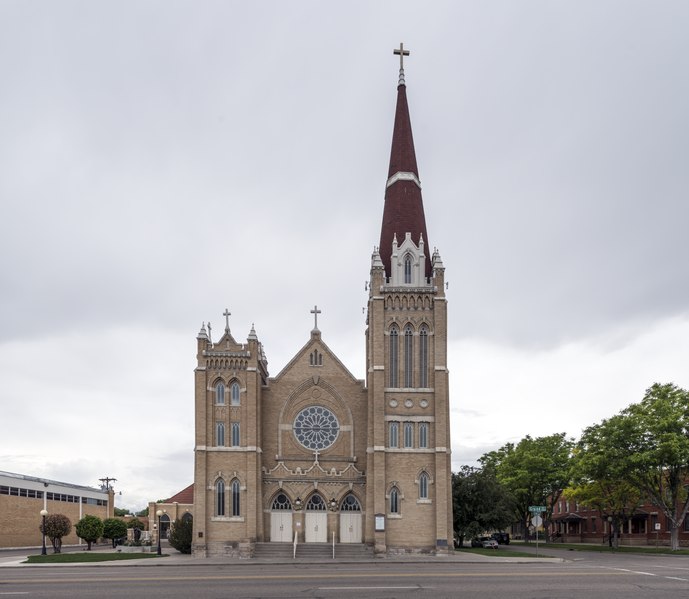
[0,544,563,568]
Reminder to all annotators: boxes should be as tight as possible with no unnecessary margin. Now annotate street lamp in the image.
[607,516,613,549]
[40,509,48,555]
[156,509,163,556]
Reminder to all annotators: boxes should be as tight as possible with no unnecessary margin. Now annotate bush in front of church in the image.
[168,518,192,554]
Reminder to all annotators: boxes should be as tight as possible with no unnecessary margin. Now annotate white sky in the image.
[1,1,688,512]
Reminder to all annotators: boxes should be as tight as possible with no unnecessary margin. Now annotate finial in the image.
[197,322,208,340]
[223,308,231,333]
[393,43,410,86]
[248,323,258,341]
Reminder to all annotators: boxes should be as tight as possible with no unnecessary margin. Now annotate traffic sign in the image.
[529,505,546,513]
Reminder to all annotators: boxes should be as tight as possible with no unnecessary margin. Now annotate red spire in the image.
[379,75,431,279]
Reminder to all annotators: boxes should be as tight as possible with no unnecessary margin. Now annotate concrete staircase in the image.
[253,542,373,560]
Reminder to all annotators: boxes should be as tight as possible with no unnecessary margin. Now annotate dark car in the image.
[491,532,510,545]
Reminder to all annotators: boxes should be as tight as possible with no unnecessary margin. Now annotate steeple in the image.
[379,44,431,280]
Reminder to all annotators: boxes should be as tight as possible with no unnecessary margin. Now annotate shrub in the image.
[168,518,192,554]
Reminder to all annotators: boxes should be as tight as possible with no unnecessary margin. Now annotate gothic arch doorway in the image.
[270,493,293,542]
[305,493,327,543]
[339,494,362,543]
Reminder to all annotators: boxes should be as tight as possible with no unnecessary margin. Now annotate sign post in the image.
[529,506,546,557]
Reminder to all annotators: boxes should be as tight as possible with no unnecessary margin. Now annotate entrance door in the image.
[270,492,293,542]
[339,494,362,543]
[270,511,293,542]
[339,512,362,543]
[305,494,327,543]
[305,512,327,542]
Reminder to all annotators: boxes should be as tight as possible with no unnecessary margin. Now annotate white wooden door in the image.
[339,512,362,543]
[270,511,293,542]
[305,512,327,543]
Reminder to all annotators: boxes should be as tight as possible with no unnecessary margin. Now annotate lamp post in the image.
[607,516,613,549]
[40,509,48,555]
[156,509,163,556]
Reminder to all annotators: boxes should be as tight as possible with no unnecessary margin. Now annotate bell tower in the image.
[365,44,453,554]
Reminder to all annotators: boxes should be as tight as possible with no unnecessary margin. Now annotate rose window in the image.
[293,406,340,450]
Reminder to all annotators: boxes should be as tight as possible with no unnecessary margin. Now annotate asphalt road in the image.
[2,556,689,599]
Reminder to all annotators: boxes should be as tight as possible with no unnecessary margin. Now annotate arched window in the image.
[306,494,326,511]
[419,325,429,388]
[419,422,429,449]
[390,487,400,514]
[215,479,225,516]
[404,325,413,387]
[231,479,240,517]
[419,472,429,499]
[389,421,399,448]
[215,382,225,405]
[230,382,240,406]
[216,422,225,446]
[404,422,413,448]
[389,326,399,387]
[341,494,361,512]
[231,422,240,447]
[160,513,170,538]
[181,512,193,524]
[404,254,412,284]
[271,493,292,510]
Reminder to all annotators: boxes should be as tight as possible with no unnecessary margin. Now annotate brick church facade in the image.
[192,49,453,557]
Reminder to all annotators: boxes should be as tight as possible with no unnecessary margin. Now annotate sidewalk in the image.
[0,545,563,568]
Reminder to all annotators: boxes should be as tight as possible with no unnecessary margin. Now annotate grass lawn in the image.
[511,541,689,556]
[25,552,168,564]
[456,547,548,558]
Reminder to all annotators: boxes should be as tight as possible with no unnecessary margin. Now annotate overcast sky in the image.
[2,1,688,512]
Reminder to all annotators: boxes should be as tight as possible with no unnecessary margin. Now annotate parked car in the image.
[491,532,510,545]
[471,536,499,549]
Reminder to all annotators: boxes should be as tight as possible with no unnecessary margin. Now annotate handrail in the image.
[293,530,298,559]
[332,531,335,559]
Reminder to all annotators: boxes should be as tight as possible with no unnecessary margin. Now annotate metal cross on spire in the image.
[310,305,322,330]
[223,308,231,332]
[394,42,410,85]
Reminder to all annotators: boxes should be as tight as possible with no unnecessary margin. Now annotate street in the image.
[1,551,689,598]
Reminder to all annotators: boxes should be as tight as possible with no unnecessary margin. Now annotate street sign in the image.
[529,505,546,513]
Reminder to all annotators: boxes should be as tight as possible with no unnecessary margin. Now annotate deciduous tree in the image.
[74,515,104,550]
[102,518,128,548]
[40,514,72,553]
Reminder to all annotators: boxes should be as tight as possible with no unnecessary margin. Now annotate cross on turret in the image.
[394,43,410,85]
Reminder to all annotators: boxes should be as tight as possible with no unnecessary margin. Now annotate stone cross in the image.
[310,305,321,330]
[223,308,231,331]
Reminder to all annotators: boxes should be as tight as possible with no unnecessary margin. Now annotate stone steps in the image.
[253,542,372,560]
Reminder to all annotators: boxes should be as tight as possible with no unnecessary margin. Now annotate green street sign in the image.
[529,505,546,513]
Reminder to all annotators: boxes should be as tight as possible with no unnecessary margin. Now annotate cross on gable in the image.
[223,308,231,332]
[310,305,321,330]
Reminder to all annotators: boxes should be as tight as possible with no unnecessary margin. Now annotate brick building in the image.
[0,470,113,548]
[192,48,453,557]
[551,499,689,547]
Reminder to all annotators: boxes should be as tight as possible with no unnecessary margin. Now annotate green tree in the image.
[74,515,104,550]
[126,517,145,530]
[452,465,513,547]
[566,414,644,548]
[114,507,130,517]
[168,518,193,554]
[137,507,149,517]
[102,518,128,548]
[40,514,71,553]
[622,383,689,550]
[482,433,574,541]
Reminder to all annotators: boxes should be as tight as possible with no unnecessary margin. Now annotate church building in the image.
[192,46,453,557]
